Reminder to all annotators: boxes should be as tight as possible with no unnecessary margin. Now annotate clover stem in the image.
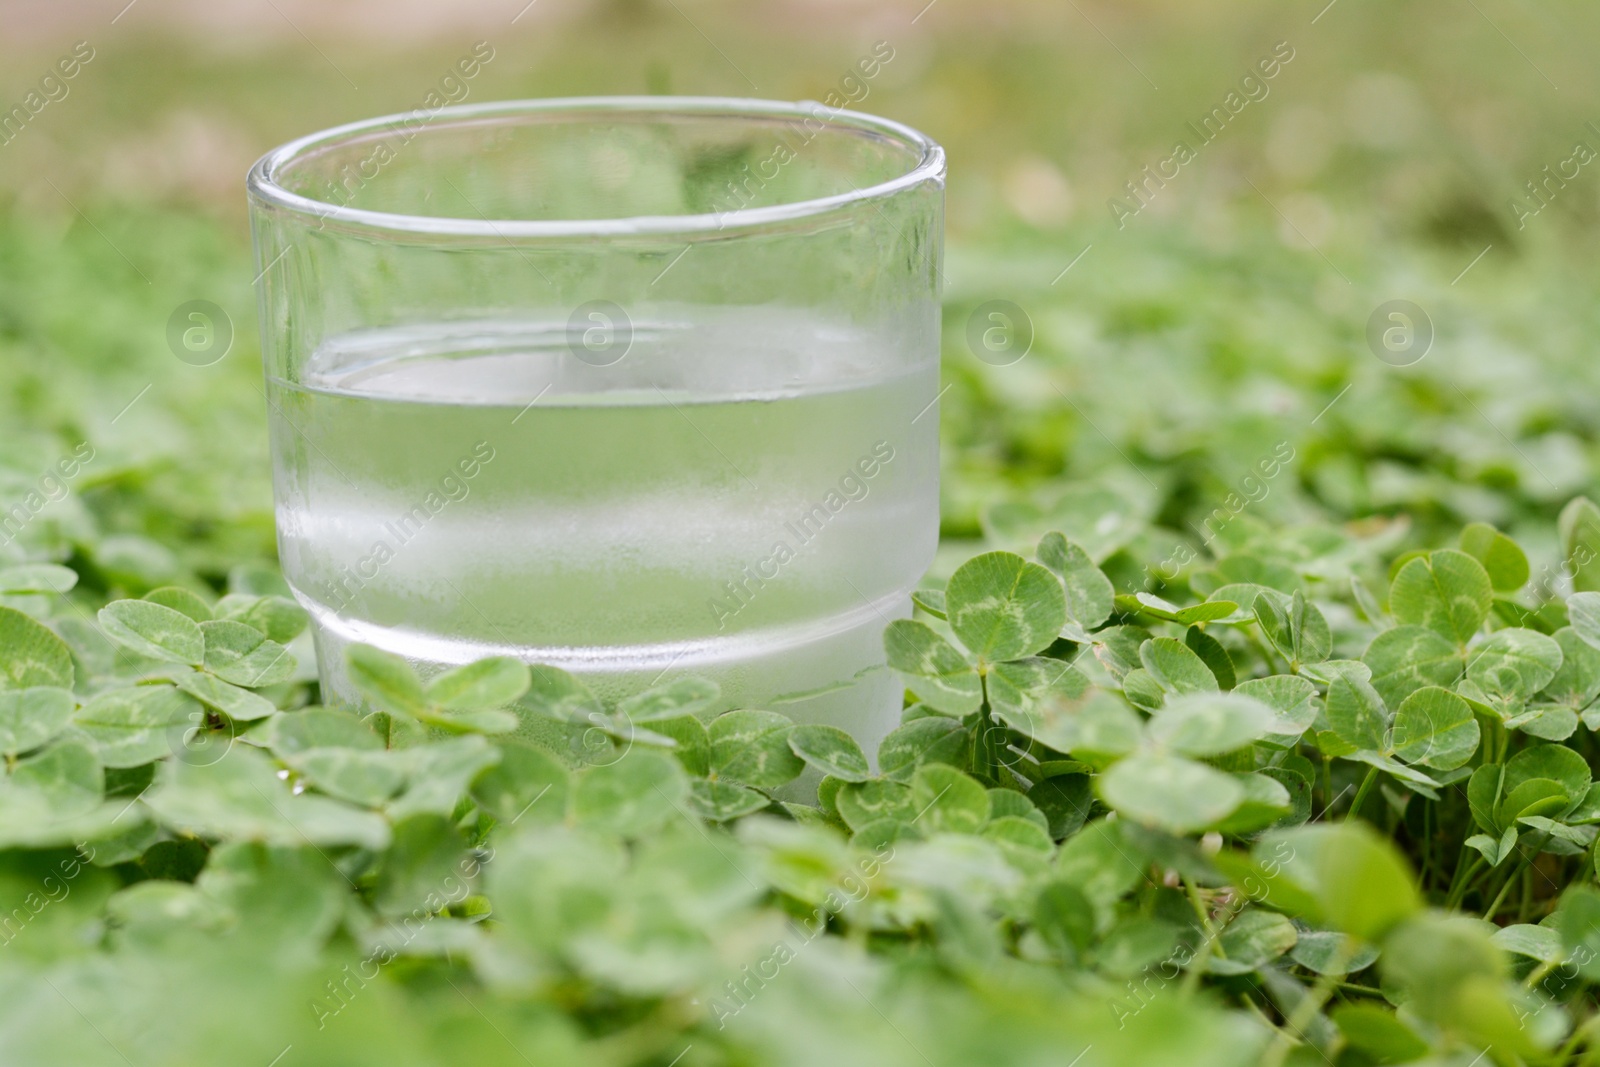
[1261,938,1348,1067]
[1246,627,1284,675]
[1483,867,1519,921]
[973,669,1000,784]
[1484,715,1509,766]
[1239,995,1291,1041]
[1553,1009,1600,1063]
[1444,851,1485,910]
[1522,953,1562,992]
[1555,1028,1587,1066]
[1344,767,1380,823]
[1332,980,1385,997]
[1183,877,1219,943]
[1427,806,1440,889]
[1483,832,1547,922]
[1320,755,1333,817]
[1179,877,1232,996]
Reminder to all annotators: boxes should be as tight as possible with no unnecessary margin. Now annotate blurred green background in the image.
[2,0,1598,593]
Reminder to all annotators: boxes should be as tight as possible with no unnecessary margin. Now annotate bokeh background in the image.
[3,0,1599,593]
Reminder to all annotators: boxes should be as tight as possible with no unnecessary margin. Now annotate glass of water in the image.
[247,97,944,752]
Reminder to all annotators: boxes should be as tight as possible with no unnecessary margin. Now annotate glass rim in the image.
[246,95,945,239]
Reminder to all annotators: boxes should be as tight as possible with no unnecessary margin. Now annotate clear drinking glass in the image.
[246,97,944,753]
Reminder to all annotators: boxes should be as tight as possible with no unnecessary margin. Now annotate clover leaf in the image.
[0,605,75,689]
[1458,523,1529,593]
[1037,532,1114,640]
[787,725,871,783]
[945,550,1067,663]
[99,600,206,666]
[0,686,74,757]
[1462,628,1563,720]
[883,620,983,714]
[1098,752,1243,834]
[1389,550,1493,647]
[143,744,390,849]
[1362,625,1462,707]
[1255,589,1332,667]
[346,645,523,734]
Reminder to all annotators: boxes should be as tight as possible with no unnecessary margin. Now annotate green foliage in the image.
[1038,531,1114,640]
[9,49,1600,1055]
[0,606,75,689]
[1460,522,1531,593]
[348,645,520,734]
[853,513,1600,1065]
[1561,499,1600,593]
[5,387,1600,1066]
[1389,550,1494,647]
[945,550,1067,662]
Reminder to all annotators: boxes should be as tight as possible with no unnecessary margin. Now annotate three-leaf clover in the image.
[887,549,1073,716]
[1321,667,1478,795]
[889,544,1100,723]
[1466,745,1594,866]
[347,645,529,735]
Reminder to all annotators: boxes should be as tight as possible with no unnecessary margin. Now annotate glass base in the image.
[303,589,909,772]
